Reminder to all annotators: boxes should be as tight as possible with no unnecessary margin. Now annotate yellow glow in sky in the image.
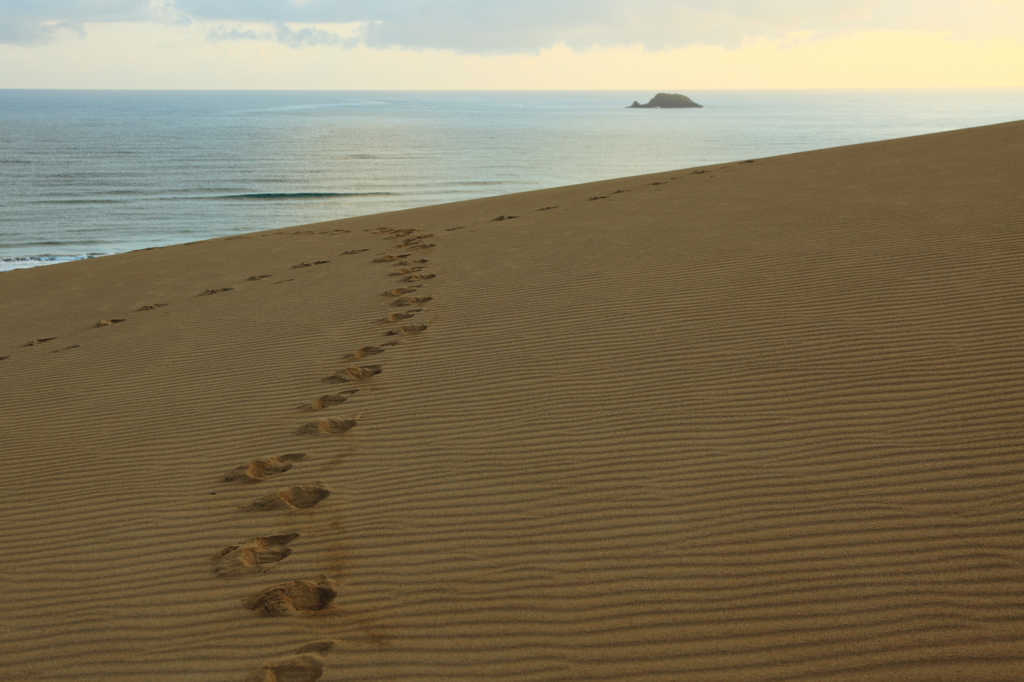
[1,20,1022,89]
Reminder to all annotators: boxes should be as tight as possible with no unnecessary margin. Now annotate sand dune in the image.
[1,121,1022,681]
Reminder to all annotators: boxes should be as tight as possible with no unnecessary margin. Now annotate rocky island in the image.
[629,93,702,108]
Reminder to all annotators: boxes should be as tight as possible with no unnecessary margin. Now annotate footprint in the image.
[380,228,415,238]
[372,254,409,263]
[341,249,369,255]
[445,226,465,231]
[648,182,663,186]
[94,319,126,327]
[322,364,383,383]
[384,323,427,336]
[391,295,432,307]
[380,340,400,347]
[242,576,337,616]
[245,641,334,682]
[222,454,307,483]
[240,483,332,511]
[587,196,608,201]
[211,533,300,577]
[691,170,708,175]
[0,356,8,361]
[50,345,81,354]
[410,259,429,264]
[401,274,435,282]
[490,215,518,221]
[247,275,272,281]
[378,310,420,324]
[24,338,57,346]
[300,391,357,412]
[343,346,385,360]
[137,303,169,311]
[383,286,421,297]
[199,288,233,296]
[295,417,358,435]
[536,206,557,211]
[345,364,384,379]
[292,262,313,268]
[388,267,424,276]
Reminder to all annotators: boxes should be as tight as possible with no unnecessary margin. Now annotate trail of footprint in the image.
[391,295,432,307]
[211,534,300,577]
[299,391,357,412]
[245,641,335,682]
[199,288,234,296]
[94,319,126,327]
[137,303,169,311]
[240,483,332,512]
[222,454,307,483]
[384,323,428,337]
[377,310,420,324]
[322,365,382,383]
[295,418,358,436]
[243,577,338,616]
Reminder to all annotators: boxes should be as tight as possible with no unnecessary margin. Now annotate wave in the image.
[0,253,111,272]
[213,192,393,200]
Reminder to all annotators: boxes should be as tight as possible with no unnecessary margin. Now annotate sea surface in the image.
[2,89,1022,271]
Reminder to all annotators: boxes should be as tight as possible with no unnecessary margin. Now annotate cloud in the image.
[0,17,84,45]
[208,21,359,48]
[1,1,1020,50]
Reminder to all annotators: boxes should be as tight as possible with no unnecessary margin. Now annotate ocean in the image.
[2,89,1022,271]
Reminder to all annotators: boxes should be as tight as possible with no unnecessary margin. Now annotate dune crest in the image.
[1,121,1023,681]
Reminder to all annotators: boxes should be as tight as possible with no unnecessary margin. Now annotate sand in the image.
[1,120,1022,682]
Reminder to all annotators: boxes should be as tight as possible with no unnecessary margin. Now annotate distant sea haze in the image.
[2,89,1022,271]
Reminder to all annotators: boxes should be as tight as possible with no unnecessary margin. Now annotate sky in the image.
[1,1,1022,89]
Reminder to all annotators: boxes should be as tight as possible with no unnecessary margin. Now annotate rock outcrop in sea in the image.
[628,93,702,108]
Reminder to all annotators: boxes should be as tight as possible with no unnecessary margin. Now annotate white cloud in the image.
[148,0,191,26]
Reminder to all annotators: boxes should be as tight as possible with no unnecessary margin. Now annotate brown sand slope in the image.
[1,121,1022,681]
